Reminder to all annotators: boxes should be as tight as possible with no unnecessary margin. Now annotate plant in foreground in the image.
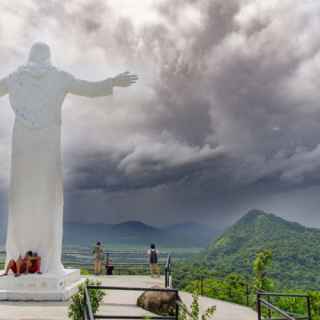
[68,278,106,320]
[179,292,216,320]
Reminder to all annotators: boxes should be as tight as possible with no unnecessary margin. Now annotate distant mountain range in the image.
[203,209,320,289]
[63,220,222,248]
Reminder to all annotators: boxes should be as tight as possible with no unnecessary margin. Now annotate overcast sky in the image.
[0,0,320,228]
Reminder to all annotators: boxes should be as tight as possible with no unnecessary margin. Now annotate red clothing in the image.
[29,258,41,273]
[10,260,26,274]
[10,257,40,274]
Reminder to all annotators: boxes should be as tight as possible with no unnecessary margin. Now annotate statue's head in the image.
[28,42,51,65]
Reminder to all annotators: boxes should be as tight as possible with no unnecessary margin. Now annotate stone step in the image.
[0,269,83,301]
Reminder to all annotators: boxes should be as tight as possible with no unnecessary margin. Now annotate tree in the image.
[253,249,273,291]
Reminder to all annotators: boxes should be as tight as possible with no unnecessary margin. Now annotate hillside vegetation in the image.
[203,209,320,289]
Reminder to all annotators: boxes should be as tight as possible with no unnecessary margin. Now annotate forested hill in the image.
[204,209,320,289]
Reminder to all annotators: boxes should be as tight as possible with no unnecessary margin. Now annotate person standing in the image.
[92,242,104,275]
[147,244,160,278]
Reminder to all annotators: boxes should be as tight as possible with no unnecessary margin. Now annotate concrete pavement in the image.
[0,275,257,320]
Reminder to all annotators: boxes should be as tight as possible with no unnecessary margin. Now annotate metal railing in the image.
[84,285,94,320]
[70,250,172,287]
[165,254,172,288]
[64,249,171,272]
[257,291,312,320]
[0,249,173,288]
[193,275,252,306]
[84,284,180,320]
[193,278,313,320]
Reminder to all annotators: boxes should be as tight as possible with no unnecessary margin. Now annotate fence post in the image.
[84,286,94,320]
[267,295,271,319]
[257,292,261,320]
[175,291,179,320]
[165,266,168,288]
[246,283,249,306]
[165,254,171,289]
[83,307,88,320]
[307,295,312,320]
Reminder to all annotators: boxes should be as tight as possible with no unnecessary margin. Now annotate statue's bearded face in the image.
[28,42,51,65]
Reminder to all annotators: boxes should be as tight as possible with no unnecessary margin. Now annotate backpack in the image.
[150,249,158,264]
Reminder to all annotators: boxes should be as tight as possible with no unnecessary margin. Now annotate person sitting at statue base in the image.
[0,251,42,277]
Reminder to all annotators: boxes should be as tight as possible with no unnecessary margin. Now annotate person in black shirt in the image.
[147,244,160,278]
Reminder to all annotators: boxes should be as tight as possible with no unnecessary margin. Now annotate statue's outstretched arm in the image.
[67,76,113,97]
[0,77,9,97]
[67,71,138,98]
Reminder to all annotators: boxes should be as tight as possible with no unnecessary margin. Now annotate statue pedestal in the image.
[0,269,83,301]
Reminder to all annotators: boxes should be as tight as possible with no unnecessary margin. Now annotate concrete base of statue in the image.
[0,269,83,301]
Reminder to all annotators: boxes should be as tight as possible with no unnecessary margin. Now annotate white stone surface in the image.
[0,269,83,301]
[0,42,137,276]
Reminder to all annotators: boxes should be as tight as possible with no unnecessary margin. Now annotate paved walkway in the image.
[0,275,257,320]
[180,292,256,320]
[92,275,164,318]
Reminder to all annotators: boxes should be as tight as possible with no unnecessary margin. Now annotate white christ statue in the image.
[0,42,138,274]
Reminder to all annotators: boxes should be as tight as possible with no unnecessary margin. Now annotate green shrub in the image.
[179,292,216,320]
[80,268,91,276]
[68,278,106,320]
[309,291,320,320]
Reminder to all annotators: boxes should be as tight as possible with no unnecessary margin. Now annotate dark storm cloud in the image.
[65,0,320,191]
[0,0,320,225]
[66,145,225,192]
[56,0,320,224]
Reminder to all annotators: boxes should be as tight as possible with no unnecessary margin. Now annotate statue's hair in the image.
[28,42,51,65]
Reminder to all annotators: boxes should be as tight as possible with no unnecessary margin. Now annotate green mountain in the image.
[204,209,320,289]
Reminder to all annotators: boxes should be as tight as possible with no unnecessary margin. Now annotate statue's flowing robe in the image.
[0,64,113,273]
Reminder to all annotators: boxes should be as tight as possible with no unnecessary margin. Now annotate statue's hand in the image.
[112,71,138,87]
